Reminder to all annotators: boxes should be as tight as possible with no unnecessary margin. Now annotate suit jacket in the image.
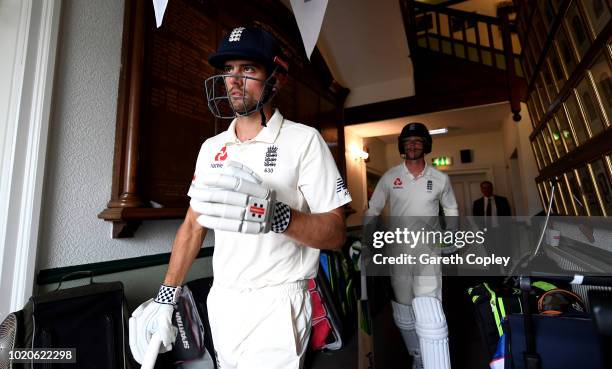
[473,195,511,216]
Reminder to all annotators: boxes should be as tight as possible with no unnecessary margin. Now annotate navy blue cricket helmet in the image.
[204,26,288,123]
[398,122,432,154]
[208,27,288,75]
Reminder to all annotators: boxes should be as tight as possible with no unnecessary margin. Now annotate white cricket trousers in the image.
[207,280,312,369]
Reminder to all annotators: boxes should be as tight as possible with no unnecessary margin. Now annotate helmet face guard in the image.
[204,72,278,119]
[398,122,432,155]
[205,27,287,121]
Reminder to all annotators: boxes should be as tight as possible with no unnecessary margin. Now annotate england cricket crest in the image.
[263,145,278,173]
[426,179,433,193]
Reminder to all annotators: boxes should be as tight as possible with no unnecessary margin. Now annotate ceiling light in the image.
[429,128,448,135]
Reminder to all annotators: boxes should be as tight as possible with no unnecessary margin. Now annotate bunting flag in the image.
[289,0,328,60]
[152,0,169,28]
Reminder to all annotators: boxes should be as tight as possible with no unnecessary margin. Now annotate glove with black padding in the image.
[129,285,181,364]
[189,161,291,234]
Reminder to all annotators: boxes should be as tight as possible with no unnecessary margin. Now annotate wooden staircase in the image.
[345,1,528,125]
[405,0,526,120]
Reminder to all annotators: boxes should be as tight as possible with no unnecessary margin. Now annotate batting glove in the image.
[189,161,291,234]
[129,285,181,363]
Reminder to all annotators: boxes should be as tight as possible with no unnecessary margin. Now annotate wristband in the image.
[271,202,291,233]
[154,284,182,306]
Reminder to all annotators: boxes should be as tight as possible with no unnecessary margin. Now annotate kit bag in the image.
[466,280,561,357]
[182,277,217,369]
[308,267,344,351]
[171,285,214,369]
[504,314,602,369]
[467,282,524,357]
[0,271,137,369]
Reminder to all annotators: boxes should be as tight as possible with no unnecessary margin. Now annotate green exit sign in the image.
[432,156,452,166]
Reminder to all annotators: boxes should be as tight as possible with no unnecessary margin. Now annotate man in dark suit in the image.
[473,181,511,218]
[473,181,513,273]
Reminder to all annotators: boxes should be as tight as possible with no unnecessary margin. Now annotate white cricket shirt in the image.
[188,109,352,289]
[365,162,458,217]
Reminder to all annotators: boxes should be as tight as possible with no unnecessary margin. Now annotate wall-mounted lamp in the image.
[348,145,370,161]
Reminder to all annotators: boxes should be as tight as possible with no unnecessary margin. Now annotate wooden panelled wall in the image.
[98,0,349,237]
[516,0,612,216]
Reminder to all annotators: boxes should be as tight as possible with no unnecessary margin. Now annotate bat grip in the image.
[141,332,162,369]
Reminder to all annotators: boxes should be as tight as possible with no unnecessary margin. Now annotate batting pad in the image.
[391,300,421,356]
[413,296,451,369]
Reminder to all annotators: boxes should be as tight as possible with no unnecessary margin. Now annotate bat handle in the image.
[141,332,162,369]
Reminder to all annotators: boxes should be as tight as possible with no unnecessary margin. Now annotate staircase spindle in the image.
[461,18,468,59]
[475,21,483,63]
[425,12,431,50]
[448,14,456,57]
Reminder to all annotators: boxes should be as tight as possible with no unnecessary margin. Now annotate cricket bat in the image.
[141,333,162,369]
[358,259,374,369]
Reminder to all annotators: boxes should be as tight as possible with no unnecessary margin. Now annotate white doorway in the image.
[446,170,491,216]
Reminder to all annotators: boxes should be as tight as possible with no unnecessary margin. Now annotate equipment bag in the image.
[171,285,214,369]
[0,271,137,369]
[504,314,602,369]
[319,248,357,332]
[467,282,524,358]
[537,288,586,315]
[183,277,217,369]
[467,280,558,357]
[308,273,343,351]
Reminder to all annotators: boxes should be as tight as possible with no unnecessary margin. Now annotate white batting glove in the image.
[189,161,292,234]
[129,285,181,363]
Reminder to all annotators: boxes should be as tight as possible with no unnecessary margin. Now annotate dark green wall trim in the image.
[37,247,214,285]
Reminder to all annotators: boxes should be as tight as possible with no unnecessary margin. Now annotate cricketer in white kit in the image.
[365,122,458,369]
[129,26,351,369]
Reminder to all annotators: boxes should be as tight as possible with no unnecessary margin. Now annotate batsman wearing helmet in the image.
[365,122,458,369]
[129,26,351,369]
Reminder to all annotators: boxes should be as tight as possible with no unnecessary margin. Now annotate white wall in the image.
[37,0,207,270]
[502,103,543,216]
[517,104,543,215]
[344,128,367,227]
[364,137,388,174]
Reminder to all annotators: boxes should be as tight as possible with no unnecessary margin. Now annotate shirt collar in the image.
[224,108,283,145]
[403,162,431,180]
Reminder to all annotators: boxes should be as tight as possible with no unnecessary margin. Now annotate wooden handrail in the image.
[417,33,521,57]
[413,2,501,25]
[409,1,520,57]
